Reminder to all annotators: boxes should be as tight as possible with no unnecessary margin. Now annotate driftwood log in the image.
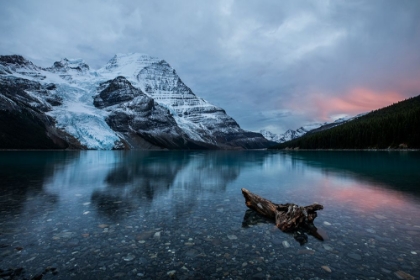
[241,188,324,242]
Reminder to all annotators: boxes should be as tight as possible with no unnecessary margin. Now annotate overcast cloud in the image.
[1,0,419,134]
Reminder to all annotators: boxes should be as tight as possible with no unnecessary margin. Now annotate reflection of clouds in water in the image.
[276,152,420,219]
[315,176,411,212]
[287,151,420,196]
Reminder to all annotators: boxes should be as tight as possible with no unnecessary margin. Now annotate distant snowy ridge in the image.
[0,54,273,150]
[261,123,323,143]
[261,115,365,143]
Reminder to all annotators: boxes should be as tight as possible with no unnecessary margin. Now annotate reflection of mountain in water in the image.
[0,152,79,216]
[91,151,268,219]
[91,151,188,218]
[289,151,420,196]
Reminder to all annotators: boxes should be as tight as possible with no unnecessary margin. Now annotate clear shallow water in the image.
[0,151,419,279]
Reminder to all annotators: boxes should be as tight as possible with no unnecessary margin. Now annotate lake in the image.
[0,151,419,279]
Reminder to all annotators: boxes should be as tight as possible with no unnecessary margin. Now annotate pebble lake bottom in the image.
[0,150,419,279]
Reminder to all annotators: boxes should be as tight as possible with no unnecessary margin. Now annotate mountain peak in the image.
[0,54,31,65]
[0,54,39,73]
[49,58,90,74]
[99,53,162,79]
[61,58,87,65]
[105,52,160,68]
[114,52,156,60]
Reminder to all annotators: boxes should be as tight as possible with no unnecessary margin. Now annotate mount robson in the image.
[0,54,275,150]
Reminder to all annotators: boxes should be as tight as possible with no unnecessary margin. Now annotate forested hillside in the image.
[271,95,420,149]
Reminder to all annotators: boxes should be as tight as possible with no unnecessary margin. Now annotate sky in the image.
[1,0,419,134]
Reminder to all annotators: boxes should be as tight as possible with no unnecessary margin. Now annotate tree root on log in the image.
[241,188,324,245]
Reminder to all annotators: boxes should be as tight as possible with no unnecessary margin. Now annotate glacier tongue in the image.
[44,81,121,150]
[50,108,120,150]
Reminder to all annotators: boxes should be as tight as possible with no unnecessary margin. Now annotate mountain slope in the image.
[0,75,83,149]
[270,95,420,149]
[0,54,273,150]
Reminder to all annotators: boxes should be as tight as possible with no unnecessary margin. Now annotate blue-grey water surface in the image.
[0,151,419,279]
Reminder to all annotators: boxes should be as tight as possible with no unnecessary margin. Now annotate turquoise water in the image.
[0,151,419,279]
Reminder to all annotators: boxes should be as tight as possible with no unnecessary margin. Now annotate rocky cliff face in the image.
[0,53,273,150]
[94,76,202,149]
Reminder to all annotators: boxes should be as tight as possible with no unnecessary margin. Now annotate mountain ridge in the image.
[0,53,274,150]
[261,114,365,144]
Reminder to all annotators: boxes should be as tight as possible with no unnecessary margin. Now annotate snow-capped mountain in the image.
[259,130,281,143]
[0,54,273,150]
[262,115,365,144]
[261,123,324,143]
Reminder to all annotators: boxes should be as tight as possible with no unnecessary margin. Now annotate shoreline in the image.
[0,148,419,152]
[270,148,419,152]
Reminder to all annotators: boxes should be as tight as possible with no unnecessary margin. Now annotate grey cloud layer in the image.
[1,0,419,133]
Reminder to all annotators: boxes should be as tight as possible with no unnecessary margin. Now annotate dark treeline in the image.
[271,95,420,149]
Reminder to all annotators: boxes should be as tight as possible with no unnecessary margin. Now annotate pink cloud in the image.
[315,88,404,120]
[288,87,408,121]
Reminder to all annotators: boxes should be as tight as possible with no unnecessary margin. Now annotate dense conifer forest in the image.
[271,95,420,149]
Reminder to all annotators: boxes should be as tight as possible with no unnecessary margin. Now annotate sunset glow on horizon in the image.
[313,88,407,121]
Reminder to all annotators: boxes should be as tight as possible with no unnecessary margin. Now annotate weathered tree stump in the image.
[241,188,324,242]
